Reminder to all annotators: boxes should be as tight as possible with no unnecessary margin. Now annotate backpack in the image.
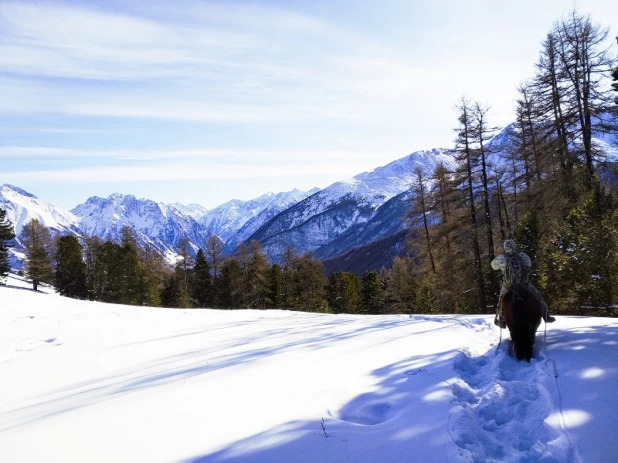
[504,253,528,288]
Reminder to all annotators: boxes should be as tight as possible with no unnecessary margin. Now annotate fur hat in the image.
[503,239,517,253]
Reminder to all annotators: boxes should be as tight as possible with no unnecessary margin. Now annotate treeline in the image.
[407,11,618,314]
[0,214,433,314]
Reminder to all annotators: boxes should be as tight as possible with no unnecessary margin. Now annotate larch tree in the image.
[19,218,53,291]
[206,234,224,307]
[454,98,487,313]
[408,166,436,274]
[554,12,614,188]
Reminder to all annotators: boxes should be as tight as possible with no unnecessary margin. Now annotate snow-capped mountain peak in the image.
[0,184,80,236]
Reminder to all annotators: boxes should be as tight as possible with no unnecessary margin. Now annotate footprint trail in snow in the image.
[449,342,577,463]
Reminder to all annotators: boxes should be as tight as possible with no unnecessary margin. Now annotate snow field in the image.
[0,275,617,462]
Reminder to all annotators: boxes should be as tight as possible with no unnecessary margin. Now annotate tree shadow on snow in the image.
[0,315,444,434]
[182,320,618,463]
[184,350,461,463]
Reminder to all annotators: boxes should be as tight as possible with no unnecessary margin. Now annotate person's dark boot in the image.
[546,316,556,323]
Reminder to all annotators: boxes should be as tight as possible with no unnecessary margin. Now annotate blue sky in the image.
[1,0,617,210]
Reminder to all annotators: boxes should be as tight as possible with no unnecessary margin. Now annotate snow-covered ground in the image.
[0,274,617,463]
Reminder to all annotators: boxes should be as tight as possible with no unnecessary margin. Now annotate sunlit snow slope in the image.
[0,277,616,463]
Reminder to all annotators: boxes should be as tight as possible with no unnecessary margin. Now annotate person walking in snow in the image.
[492,239,555,328]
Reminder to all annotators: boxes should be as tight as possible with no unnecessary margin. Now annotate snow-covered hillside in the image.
[0,185,318,266]
[0,184,80,236]
[200,189,319,251]
[250,149,456,262]
[0,184,81,268]
[2,277,615,462]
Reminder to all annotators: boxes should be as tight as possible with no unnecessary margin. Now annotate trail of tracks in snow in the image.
[447,323,579,463]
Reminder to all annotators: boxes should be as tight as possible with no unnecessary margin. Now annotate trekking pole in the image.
[543,315,549,355]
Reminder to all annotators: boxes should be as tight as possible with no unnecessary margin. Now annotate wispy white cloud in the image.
[0,0,450,128]
[2,161,378,184]
[0,145,387,163]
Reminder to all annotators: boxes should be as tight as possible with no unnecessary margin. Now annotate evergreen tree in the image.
[245,240,270,309]
[540,183,618,312]
[268,264,283,308]
[119,228,145,305]
[192,249,212,308]
[96,240,124,303]
[291,254,328,312]
[173,264,193,308]
[382,257,417,313]
[327,271,361,314]
[513,211,541,285]
[0,207,15,284]
[55,235,87,299]
[160,265,192,308]
[281,247,297,308]
[361,270,384,314]
[220,259,244,308]
[83,236,103,300]
[416,278,438,313]
[161,273,179,308]
[20,218,53,291]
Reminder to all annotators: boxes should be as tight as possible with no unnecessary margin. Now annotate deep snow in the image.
[0,275,616,463]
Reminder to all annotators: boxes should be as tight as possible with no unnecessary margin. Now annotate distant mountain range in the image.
[0,184,319,268]
[3,124,616,273]
[1,146,455,271]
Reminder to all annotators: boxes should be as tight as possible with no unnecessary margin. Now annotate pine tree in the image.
[281,247,297,307]
[382,257,417,313]
[327,271,361,314]
[119,228,145,305]
[83,236,102,300]
[540,183,618,312]
[268,264,283,308]
[173,264,192,308]
[193,249,212,308]
[415,278,438,313]
[220,259,244,309]
[292,254,328,312]
[20,218,53,291]
[245,240,270,309]
[96,241,124,303]
[361,270,384,314]
[55,235,87,299]
[0,207,15,284]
